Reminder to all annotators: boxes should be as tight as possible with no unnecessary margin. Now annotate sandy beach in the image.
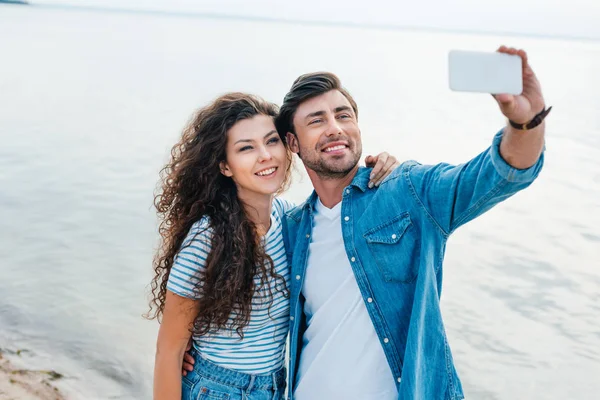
[0,349,65,400]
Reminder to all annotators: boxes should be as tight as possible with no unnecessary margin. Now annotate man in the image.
[275,46,547,399]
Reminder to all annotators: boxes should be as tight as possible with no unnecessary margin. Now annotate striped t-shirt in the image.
[166,197,295,375]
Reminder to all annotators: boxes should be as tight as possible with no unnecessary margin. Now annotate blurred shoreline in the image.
[0,348,65,400]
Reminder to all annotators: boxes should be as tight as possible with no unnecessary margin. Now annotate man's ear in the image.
[219,161,233,177]
[286,132,299,154]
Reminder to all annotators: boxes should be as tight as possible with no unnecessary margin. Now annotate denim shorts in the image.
[182,347,287,400]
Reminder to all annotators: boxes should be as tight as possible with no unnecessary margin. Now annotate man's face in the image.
[289,90,362,179]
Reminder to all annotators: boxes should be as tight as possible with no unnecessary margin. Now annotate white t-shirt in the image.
[293,198,398,400]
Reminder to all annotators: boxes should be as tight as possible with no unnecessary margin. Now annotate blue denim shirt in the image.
[282,130,544,400]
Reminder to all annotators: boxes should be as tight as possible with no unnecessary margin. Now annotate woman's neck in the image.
[238,191,273,236]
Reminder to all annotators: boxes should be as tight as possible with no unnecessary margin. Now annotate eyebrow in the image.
[234,130,278,145]
[304,106,353,121]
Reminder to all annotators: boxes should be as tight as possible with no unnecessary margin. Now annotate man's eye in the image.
[309,119,322,125]
[338,114,350,119]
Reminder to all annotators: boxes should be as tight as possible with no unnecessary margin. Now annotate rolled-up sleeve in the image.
[489,129,545,183]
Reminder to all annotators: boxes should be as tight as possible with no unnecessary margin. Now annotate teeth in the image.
[256,167,276,176]
[324,145,346,152]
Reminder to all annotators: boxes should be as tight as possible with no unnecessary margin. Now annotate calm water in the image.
[1,4,599,399]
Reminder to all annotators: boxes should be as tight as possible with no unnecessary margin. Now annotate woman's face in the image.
[221,114,288,200]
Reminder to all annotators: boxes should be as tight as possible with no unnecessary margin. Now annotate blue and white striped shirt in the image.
[167,197,295,375]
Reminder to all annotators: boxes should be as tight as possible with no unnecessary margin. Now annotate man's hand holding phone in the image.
[491,46,546,126]
[449,46,546,125]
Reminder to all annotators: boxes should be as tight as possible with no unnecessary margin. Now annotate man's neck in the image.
[307,165,359,209]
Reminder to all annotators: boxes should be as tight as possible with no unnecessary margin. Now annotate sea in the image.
[1,3,599,399]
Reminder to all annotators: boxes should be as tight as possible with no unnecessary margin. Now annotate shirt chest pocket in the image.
[363,212,420,283]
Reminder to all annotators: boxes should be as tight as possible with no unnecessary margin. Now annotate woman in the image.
[148,93,397,400]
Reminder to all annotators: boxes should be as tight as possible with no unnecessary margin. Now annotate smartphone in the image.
[448,50,523,95]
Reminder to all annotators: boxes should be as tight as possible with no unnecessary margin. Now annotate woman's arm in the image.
[154,291,200,400]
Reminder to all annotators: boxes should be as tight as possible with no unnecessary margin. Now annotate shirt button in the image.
[344,216,350,221]
[384,338,389,343]
[397,377,401,383]
[290,316,294,321]
[391,234,397,239]
[351,257,356,262]
[305,234,310,238]
[345,189,350,194]
[367,297,373,303]
[296,275,301,280]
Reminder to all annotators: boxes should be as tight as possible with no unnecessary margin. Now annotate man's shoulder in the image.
[377,160,421,186]
[379,159,455,187]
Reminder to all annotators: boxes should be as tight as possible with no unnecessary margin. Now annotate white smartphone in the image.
[448,50,523,95]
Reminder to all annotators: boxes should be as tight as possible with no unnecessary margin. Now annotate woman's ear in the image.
[219,161,233,177]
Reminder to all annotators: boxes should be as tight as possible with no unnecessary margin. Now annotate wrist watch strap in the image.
[509,106,552,131]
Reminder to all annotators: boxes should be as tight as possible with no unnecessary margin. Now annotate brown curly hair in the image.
[147,93,292,338]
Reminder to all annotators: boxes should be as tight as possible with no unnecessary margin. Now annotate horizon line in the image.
[9,2,600,44]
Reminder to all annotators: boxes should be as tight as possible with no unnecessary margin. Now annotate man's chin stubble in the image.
[307,159,359,180]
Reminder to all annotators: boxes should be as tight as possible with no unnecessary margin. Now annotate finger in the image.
[492,93,516,115]
[370,153,388,179]
[185,341,192,351]
[517,49,528,64]
[516,49,533,77]
[373,162,394,186]
[497,46,527,76]
[374,157,397,186]
[369,157,387,187]
[494,93,514,105]
[497,45,517,54]
[182,362,194,372]
[364,155,376,167]
[182,369,187,376]
[184,353,195,367]
[497,46,520,56]
[376,159,400,186]
[384,156,397,170]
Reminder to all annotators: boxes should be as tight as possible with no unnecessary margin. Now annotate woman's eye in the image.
[239,146,252,152]
[268,137,280,144]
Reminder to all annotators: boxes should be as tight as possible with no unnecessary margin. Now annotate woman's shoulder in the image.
[272,197,296,217]
[190,216,211,232]
[183,216,213,246]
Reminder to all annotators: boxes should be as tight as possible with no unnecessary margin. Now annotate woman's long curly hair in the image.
[146,93,292,338]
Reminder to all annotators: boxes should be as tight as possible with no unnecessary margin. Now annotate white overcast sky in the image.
[32,0,600,39]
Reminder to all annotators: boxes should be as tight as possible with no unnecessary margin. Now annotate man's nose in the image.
[324,118,343,137]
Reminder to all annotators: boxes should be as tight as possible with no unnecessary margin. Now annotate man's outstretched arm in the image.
[404,46,548,236]
[495,46,547,170]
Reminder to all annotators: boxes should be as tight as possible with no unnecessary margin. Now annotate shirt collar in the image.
[301,167,371,211]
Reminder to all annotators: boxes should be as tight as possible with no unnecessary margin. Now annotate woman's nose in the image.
[257,146,273,162]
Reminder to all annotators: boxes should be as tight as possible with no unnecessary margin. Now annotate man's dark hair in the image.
[275,72,358,135]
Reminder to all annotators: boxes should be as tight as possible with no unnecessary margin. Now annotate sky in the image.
[30,0,600,40]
